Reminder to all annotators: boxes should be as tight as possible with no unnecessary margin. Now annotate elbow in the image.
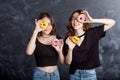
[25,46,35,55]
[111,19,116,26]
[26,50,33,55]
[65,58,71,65]
[60,58,65,64]
[66,61,71,65]
[104,19,116,31]
[60,61,64,64]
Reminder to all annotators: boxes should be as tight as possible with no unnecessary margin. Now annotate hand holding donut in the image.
[51,38,64,52]
[51,38,60,46]
[77,14,86,23]
[38,20,48,29]
[71,36,80,44]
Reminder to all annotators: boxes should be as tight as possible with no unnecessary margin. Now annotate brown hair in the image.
[65,9,91,38]
[37,12,56,37]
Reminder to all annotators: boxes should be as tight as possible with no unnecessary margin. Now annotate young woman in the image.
[63,10,115,80]
[26,12,64,80]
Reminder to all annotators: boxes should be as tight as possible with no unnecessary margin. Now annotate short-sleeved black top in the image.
[63,25,106,74]
[34,36,61,67]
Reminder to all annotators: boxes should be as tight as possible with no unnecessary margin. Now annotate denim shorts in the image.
[70,69,97,80]
[33,67,60,80]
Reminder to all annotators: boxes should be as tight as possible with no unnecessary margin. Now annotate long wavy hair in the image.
[65,10,91,38]
[37,12,56,37]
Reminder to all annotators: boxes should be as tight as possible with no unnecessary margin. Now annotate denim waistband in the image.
[34,67,59,76]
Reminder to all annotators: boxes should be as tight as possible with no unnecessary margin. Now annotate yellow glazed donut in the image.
[71,36,80,44]
[39,21,48,29]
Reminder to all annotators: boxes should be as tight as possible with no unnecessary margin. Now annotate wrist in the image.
[91,19,100,23]
[57,50,62,54]
[33,29,40,34]
[68,49,73,52]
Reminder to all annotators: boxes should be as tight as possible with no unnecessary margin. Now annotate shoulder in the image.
[88,25,104,32]
[87,24,106,39]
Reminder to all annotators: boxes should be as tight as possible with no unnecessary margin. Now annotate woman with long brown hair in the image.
[63,10,115,80]
[26,12,64,80]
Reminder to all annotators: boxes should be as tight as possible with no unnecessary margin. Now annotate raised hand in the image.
[66,36,76,50]
[51,39,64,53]
[81,10,93,23]
[34,19,45,33]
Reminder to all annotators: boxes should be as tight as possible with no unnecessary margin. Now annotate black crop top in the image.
[34,37,59,67]
[63,25,106,74]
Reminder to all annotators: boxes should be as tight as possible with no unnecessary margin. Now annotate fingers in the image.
[66,36,72,42]
[81,10,89,15]
[51,39,62,51]
[65,36,73,45]
[83,20,91,23]
[35,19,37,22]
[59,39,63,44]
[35,19,39,26]
[81,10,93,23]
[57,39,63,47]
[51,38,63,47]
[35,19,38,26]
[35,19,42,25]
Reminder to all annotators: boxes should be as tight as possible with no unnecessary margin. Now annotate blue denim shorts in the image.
[70,69,97,80]
[33,67,60,80]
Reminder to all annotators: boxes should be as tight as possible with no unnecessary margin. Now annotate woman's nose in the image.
[74,19,79,24]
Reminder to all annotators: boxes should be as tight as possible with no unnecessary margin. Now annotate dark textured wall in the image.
[0,0,120,80]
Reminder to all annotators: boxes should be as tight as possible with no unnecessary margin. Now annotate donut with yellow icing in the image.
[71,36,80,44]
[39,21,48,29]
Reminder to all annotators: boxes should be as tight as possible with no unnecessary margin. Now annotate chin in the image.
[74,25,83,29]
[73,26,80,29]
[45,32,51,35]
[43,31,51,35]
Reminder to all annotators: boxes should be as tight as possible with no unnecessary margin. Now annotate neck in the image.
[75,28,85,36]
[42,33,50,38]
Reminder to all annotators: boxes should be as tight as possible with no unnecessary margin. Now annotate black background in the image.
[0,0,120,80]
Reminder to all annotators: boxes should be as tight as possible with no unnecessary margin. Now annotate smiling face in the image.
[71,12,84,30]
[37,12,56,37]
[41,17,53,35]
[66,10,91,37]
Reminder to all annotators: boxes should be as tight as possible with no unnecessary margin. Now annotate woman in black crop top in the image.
[26,12,64,80]
[63,10,115,80]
